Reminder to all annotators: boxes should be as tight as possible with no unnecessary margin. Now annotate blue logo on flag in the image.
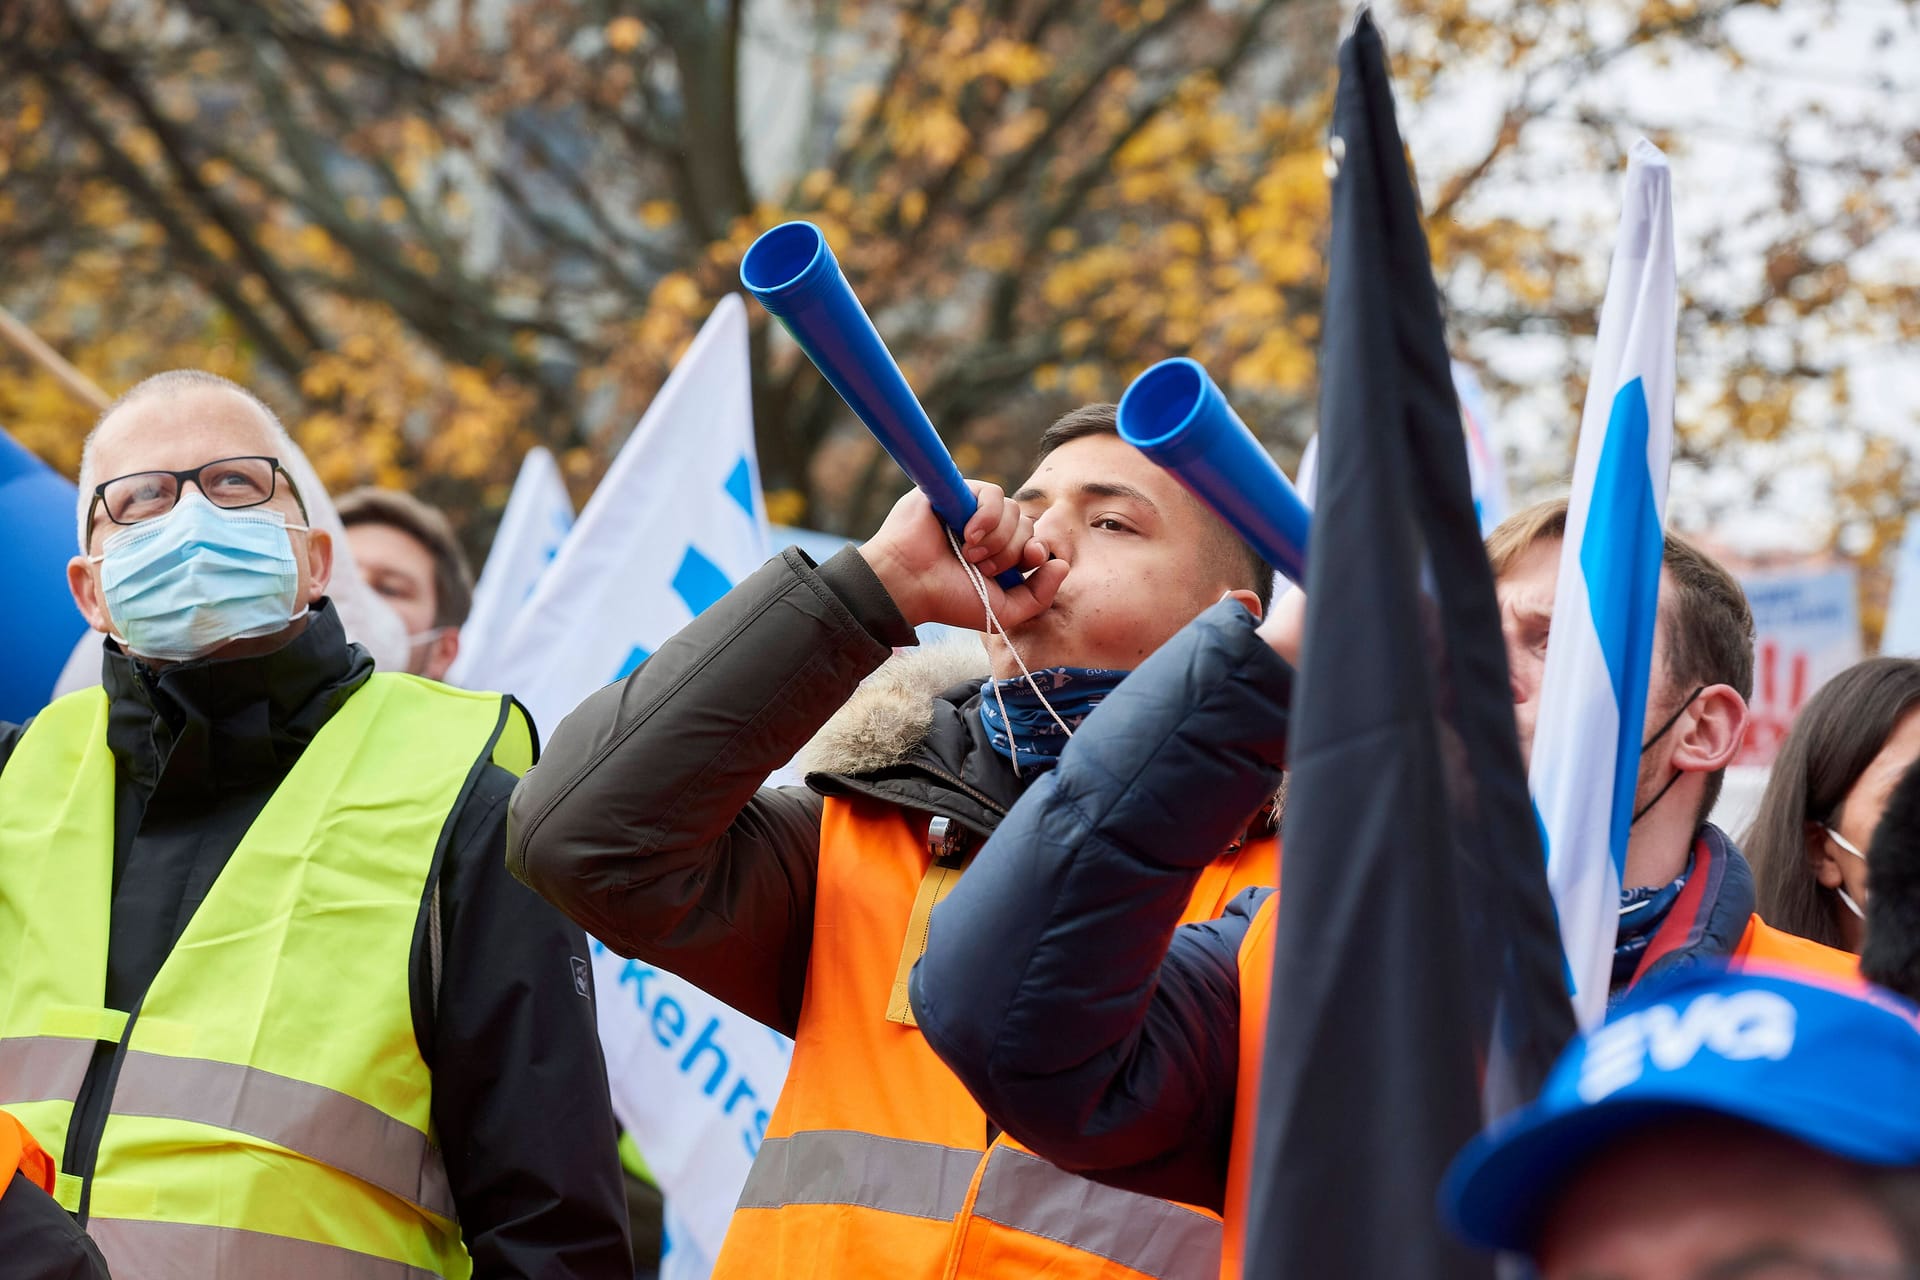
[725,455,756,519]
[1577,376,1663,875]
[608,465,753,682]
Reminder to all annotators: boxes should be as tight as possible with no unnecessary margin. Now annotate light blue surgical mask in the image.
[91,490,309,662]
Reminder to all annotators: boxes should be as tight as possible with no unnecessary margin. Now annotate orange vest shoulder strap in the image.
[0,1111,56,1198]
[1736,915,1860,983]
[1220,890,1281,1280]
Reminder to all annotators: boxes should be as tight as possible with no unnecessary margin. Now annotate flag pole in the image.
[0,305,110,411]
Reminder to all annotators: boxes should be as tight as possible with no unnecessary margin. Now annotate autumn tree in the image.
[0,0,1913,568]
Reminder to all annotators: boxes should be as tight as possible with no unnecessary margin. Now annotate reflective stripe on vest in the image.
[87,1219,443,1280]
[737,1131,978,1221]
[716,795,1276,1280]
[735,1131,1221,1280]
[0,1032,451,1218]
[0,675,531,1279]
[107,1050,456,1219]
[1222,890,1280,1280]
[0,1034,94,1107]
[970,1145,1221,1280]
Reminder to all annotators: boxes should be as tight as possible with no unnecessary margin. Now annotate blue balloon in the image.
[0,428,90,722]
[741,222,1024,590]
[1118,359,1310,585]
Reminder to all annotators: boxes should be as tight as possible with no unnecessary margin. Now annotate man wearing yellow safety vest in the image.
[0,371,631,1278]
[511,405,1280,1279]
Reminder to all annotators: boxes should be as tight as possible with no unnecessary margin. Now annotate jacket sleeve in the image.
[910,601,1290,1212]
[507,546,916,1034]
[428,765,633,1280]
[0,1172,113,1280]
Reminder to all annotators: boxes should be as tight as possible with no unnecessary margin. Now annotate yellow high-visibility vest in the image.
[0,674,533,1279]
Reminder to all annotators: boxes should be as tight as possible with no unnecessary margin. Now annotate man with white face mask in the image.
[0,370,630,1278]
[338,487,475,681]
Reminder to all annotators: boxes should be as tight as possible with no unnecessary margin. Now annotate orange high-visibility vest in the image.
[1219,901,1856,1278]
[717,794,1276,1280]
[1220,893,1279,1280]
[1734,916,1858,980]
[0,1110,56,1203]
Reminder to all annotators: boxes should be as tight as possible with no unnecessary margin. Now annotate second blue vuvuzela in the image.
[1117,358,1311,585]
[740,222,1025,591]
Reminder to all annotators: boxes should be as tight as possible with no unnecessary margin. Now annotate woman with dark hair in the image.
[1746,656,1920,953]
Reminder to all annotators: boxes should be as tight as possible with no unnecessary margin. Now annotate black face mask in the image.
[1631,685,1707,825]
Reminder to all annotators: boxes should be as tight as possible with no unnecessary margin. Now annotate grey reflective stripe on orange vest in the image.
[736,1130,979,1222]
[0,1036,94,1106]
[971,1145,1222,1280]
[109,1050,456,1221]
[90,1217,445,1280]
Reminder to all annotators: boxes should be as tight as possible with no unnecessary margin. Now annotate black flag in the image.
[1241,13,1575,1276]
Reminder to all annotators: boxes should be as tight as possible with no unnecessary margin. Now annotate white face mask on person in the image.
[1825,825,1869,921]
[403,626,455,677]
[90,490,309,662]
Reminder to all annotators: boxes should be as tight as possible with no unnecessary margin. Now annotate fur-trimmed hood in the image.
[798,643,989,778]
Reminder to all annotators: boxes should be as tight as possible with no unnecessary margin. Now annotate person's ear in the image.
[427,629,460,681]
[1668,684,1746,775]
[304,527,333,602]
[1806,820,1847,890]
[1222,588,1264,621]
[67,554,112,633]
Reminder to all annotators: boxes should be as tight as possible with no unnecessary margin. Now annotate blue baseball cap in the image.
[1443,965,1920,1253]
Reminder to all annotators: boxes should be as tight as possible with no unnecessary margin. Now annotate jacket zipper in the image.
[69,997,144,1225]
[910,764,1005,821]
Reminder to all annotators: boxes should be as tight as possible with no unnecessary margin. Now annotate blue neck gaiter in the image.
[979,666,1129,773]
[1611,855,1694,988]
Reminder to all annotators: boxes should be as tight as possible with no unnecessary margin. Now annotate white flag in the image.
[594,943,791,1272]
[482,295,781,1274]
[1529,140,1679,1029]
[485,294,770,737]
[448,447,574,689]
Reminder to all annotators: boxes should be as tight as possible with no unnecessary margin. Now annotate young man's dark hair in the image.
[1037,403,1276,613]
[337,488,476,629]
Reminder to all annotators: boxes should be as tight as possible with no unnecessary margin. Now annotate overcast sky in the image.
[1384,0,1920,554]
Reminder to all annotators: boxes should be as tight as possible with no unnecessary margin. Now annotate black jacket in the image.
[508,546,1024,1038]
[0,601,631,1279]
[911,602,1289,1212]
[0,1174,111,1280]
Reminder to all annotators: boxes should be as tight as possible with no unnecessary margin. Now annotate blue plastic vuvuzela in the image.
[1118,358,1310,585]
[741,221,1024,590]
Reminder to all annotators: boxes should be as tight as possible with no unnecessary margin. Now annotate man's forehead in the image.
[1495,536,1674,600]
[348,522,435,574]
[1016,433,1193,508]
[93,386,278,473]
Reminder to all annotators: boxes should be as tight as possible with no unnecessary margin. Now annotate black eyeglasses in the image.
[87,456,306,548]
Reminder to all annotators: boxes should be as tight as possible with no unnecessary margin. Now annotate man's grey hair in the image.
[76,369,299,551]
